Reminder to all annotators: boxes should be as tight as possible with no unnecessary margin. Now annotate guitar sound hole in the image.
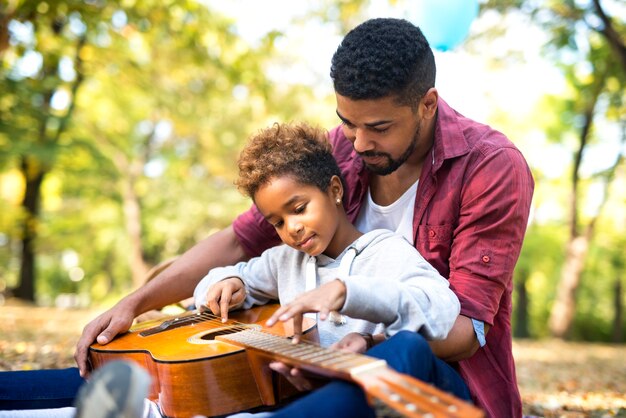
[199,328,242,341]
[188,324,260,345]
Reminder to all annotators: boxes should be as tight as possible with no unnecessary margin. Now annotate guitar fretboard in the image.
[221,329,483,418]
[221,329,387,379]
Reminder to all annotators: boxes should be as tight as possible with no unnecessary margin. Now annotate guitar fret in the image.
[255,339,288,350]
[236,332,281,349]
[296,349,332,361]
[230,331,300,353]
[277,345,320,358]
[299,352,339,364]
[231,332,332,362]
[229,331,349,367]
[226,331,385,375]
[318,352,355,367]
[327,357,375,371]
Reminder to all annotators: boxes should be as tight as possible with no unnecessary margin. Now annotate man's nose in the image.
[351,128,374,154]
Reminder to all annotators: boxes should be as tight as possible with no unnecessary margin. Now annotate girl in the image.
[193,122,459,352]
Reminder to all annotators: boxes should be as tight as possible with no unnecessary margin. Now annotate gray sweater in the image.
[194,229,459,347]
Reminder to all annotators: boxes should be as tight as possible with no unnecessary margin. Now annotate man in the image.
[1,18,532,418]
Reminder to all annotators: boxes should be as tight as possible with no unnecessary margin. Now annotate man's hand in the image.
[203,277,246,322]
[268,361,317,392]
[74,301,136,378]
[266,279,346,343]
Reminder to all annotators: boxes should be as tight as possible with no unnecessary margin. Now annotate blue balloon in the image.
[409,0,479,51]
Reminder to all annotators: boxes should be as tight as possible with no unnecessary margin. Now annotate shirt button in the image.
[429,230,436,238]
[482,255,490,263]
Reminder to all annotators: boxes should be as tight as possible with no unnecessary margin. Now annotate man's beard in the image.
[358,123,420,176]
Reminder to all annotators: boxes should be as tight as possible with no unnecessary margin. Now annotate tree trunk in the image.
[12,35,86,302]
[547,70,609,339]
[122,176,148,289]
[95,135,151,290]
[549,235,589,338]
[14,158,47,301]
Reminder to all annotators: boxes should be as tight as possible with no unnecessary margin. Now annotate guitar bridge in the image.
[139,312,205,336]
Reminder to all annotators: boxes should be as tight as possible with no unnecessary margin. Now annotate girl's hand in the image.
[266,279,346,343]
[203,277,246,322]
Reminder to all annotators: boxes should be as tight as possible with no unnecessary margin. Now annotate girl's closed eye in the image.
[294,204,307,214]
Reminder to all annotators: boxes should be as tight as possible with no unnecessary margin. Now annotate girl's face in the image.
[254,175,345,258]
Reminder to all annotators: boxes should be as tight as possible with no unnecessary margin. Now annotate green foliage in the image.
[478,0,626,341]
[572,220,626,341]
[514,222,569,337]
[0,0,337,304]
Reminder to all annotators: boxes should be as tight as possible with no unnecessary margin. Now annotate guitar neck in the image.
[218,329,483,418]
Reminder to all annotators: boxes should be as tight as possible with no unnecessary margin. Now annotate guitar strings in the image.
[171,310,330,352]
[164,309,291,337]
[195,313,374,370]
[152,309,366,365]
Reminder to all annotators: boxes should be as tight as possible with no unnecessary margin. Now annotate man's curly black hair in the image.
[330,18,436,109]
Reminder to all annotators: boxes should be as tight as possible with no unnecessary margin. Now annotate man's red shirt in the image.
[233,98,534,418]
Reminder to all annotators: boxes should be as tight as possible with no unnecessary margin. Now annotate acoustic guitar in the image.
[89,304,483,418]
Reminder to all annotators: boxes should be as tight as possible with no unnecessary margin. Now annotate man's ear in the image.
[421,88,439,120]
[329,175,343,203]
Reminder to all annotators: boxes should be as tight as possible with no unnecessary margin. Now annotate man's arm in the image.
[74,225,249,377]
[430,147,531,363]
[428,315,491,362]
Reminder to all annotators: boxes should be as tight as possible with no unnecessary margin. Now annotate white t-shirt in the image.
[354,177,487,348]
[354,179,419,245]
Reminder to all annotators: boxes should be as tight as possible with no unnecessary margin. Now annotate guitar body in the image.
[89,304,318,418]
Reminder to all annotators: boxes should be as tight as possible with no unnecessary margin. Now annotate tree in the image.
[0,2,92,301]
[482,0,626,338]
[0,1,337,302]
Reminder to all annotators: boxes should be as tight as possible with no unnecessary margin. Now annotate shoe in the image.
[74,360,151,418]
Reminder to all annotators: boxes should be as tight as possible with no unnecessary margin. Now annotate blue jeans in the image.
[271,331,471,418]
[0,368,84,410]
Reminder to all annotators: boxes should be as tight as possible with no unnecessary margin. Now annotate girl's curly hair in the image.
[236,122,342,199]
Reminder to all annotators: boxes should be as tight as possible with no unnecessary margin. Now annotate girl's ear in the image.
[329,175,343,204]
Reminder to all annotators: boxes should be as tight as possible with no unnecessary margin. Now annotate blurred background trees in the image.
[0,0,331,305]
[480,0,625,341]
[1,0,624,342]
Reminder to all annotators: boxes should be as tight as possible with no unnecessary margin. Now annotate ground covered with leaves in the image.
[1,300,624,417]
